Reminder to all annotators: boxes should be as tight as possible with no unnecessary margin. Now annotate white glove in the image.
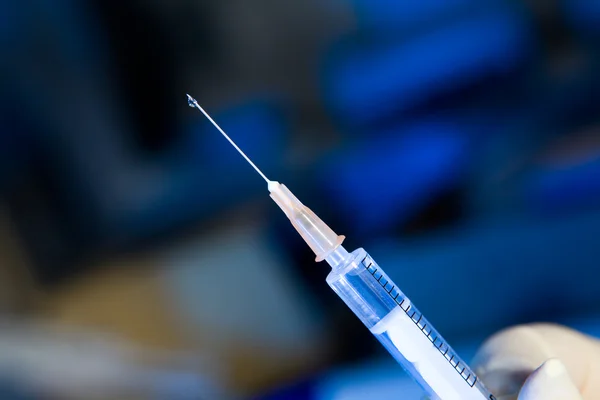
[472,324,600,400]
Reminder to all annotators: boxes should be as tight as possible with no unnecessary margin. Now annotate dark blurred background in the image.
[1,0,600,398]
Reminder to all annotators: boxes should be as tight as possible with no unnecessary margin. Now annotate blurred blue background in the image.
[1,0,600,399]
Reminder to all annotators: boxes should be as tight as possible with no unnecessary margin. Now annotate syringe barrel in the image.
[326,248,496,400]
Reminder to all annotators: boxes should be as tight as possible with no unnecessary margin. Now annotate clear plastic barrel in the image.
[326,247,496,400]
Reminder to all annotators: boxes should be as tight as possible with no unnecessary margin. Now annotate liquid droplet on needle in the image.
[187,94,197,108]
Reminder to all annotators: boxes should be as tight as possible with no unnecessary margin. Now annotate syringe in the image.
[187,94,497,400]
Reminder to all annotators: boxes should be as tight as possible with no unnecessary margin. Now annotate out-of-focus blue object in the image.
[366,209,600,339]
[255,378,317,400]
[0,0,18,50]
[525,151,600,213]
[348,0,494,30]
[562,0,600,35]
[319,121,471,233]
[324,8,533,125]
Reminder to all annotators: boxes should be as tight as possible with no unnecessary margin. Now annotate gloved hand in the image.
[472,324,600,399]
